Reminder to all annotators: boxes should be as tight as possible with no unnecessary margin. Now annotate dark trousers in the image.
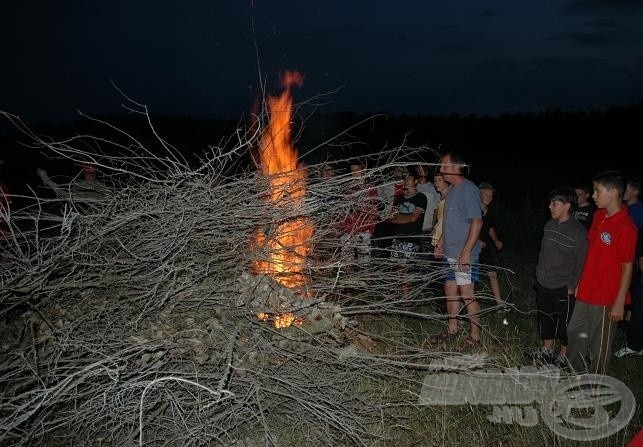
[371,221,395,258]
[626,276,643,351]
[536,282,575,345]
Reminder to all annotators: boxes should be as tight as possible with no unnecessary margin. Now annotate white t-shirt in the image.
[417,182,439,232]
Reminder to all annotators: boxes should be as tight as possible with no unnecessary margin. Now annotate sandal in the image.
[456,337,482,352]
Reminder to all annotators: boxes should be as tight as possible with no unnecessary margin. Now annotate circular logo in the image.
[540,374,635,441]
[600,232,612,245]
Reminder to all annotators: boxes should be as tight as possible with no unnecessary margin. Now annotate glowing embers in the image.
[257,311,304,329]
[250,70,312,328]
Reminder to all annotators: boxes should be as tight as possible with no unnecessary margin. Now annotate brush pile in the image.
[0,110,488,446]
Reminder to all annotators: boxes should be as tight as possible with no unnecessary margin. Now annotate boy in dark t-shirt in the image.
[573,184,596,231]
[387,172,427,261]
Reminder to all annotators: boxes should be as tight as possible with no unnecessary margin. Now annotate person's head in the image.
[574,184,592,207]
[624,176,641,204]
[592,170,626,210]
[479,182,496,207]
[349,159,365,178]
[415,164,430,180]
[403,172,419,194]
[433,172,448,195]
[439,150,468,186]
[81,163,97,182]
[393,165,408,181]
[320,163,334,179]
[548,187,577,222]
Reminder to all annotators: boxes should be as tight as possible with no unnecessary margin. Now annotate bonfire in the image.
[0,89,485,446]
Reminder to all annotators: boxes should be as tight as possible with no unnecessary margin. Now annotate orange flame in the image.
[252,71,313,327]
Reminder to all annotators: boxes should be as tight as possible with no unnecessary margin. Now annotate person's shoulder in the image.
[570,217,588,235]
[463,178,478,188]
[414,191,428,205]
[458,178,479,195]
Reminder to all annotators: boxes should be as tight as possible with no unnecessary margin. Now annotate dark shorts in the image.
[391,239,420,264]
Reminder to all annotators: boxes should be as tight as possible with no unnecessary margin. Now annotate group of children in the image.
[316,157,642,374]
[534,172,641,374]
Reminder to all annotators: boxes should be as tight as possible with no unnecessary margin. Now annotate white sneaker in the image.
[614,346,642,358]
[531,347,555,363]
[554,355,570,370]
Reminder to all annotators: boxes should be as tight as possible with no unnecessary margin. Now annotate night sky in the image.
[3,0,643,123]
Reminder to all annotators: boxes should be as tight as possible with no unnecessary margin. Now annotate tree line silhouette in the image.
[2,101,641,211]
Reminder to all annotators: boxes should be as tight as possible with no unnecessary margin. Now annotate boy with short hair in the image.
[573,184,596,231]
[566,171,637,374]
[478,182,505,308]
[387,172,427,261]
[533,187,587,366]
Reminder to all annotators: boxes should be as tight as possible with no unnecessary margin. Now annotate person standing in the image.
[624,177,643,229]
[533,187,587,367]
[430,172,450,255]
[385,172,427,299]
[372,166,408,258]
[37,162,108,205]
[624,176,643,284]
[427,172,450,310]
[387,172,427,261]
[432,150,483,350]
[478,182,505,308]
[622,177,643,310]
[566,171,637,374]
[573,184,596,232]
[415,165,439,232]
[340,159,379,267]
[415,164,439,258]
[614,226,643,358]
[377,165,407,220]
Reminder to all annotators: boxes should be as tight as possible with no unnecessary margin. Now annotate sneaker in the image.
[531,347,555,363]
[614,346,643,358]
[554,355,570,370]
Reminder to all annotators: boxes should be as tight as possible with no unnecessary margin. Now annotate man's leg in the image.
[454,260,481,341]
[444,279,461,335]
[460,282,481,340]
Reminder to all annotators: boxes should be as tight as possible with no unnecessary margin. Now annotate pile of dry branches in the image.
[0,110,488,446]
